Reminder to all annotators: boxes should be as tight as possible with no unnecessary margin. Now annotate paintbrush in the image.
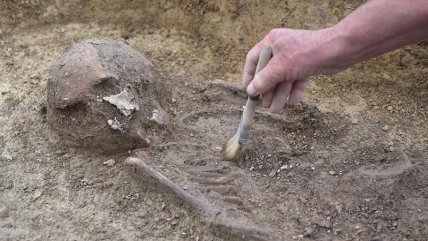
[223,46,273,161]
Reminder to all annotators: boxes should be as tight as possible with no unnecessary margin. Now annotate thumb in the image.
[246,54,288,96]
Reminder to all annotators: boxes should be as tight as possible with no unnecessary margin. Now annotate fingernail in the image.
[247,83,257,96]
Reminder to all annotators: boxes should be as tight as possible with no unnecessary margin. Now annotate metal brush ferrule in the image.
[238,119,251,145]
[249,95,260,101]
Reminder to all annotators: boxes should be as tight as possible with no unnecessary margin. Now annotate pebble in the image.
[103,159,116,167]
[171,97,177,103]
[304,227,314,237]
[280,165,288,170]
[249,166,254,171]
[299,197,308,204]
[80,178,89,186]
[382,125,389,131]
[269,169,277,177]
[171,219,178,226]
[107,118,123,131]
[329,170,336,175]
[1,150,13,161]
[387,106,393,111]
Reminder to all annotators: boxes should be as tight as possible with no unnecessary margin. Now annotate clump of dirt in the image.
[48,38,169,151]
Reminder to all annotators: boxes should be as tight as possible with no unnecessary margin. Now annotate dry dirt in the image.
[0,1,427,240]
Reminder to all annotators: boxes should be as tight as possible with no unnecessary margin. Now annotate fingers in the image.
[262,89,274,108]
[262,79,308,112]
[269,81,292,112]
[287,79,309,105]
[246,54,287,96]
[242,44,263,89]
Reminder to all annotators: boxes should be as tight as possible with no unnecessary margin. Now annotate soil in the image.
[0,1,427,241]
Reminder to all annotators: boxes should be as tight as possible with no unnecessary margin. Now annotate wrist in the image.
[314,26,355,75]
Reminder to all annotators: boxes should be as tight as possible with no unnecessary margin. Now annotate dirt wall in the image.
[1,0,366,51]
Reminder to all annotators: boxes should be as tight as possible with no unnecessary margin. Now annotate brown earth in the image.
[0,1,427,240]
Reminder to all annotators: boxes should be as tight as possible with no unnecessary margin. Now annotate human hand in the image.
[243,28,342,112]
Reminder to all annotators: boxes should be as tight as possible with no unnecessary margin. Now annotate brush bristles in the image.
[223,133,243,161]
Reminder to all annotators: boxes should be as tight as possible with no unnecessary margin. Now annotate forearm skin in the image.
[323,0,428,73]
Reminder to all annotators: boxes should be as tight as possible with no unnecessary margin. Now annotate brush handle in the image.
[238,46,272,144]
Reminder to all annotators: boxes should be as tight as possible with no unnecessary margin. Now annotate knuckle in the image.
[246,49,254,60]
[269,28,280,36]
[252,77,265,92]
[268,66,285,84]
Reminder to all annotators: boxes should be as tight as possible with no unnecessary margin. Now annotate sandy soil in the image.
[0,1,427,240]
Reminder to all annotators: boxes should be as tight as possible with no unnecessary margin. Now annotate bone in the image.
[125,157,283,241]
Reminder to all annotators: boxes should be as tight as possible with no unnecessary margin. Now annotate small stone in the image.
[103,159,116,167]
[280,165,288,170]
[33,189,43,200]
[299,196,308,204]
[269,169,277,177]
[1,150,13,161]
[107,118,123,131]
[382,125,389,131]
[190,133,194,137]
[387,106,393,111]
[304,227,314,237]
[149,109,169,128]
[171,97,177,103]
[171,219,178,226]
[80,178,89,186]
[249,166,254,171]
[329,170,336,175]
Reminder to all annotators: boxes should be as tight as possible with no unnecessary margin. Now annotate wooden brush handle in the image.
[249,46,273,100]
[238,46,272,144]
